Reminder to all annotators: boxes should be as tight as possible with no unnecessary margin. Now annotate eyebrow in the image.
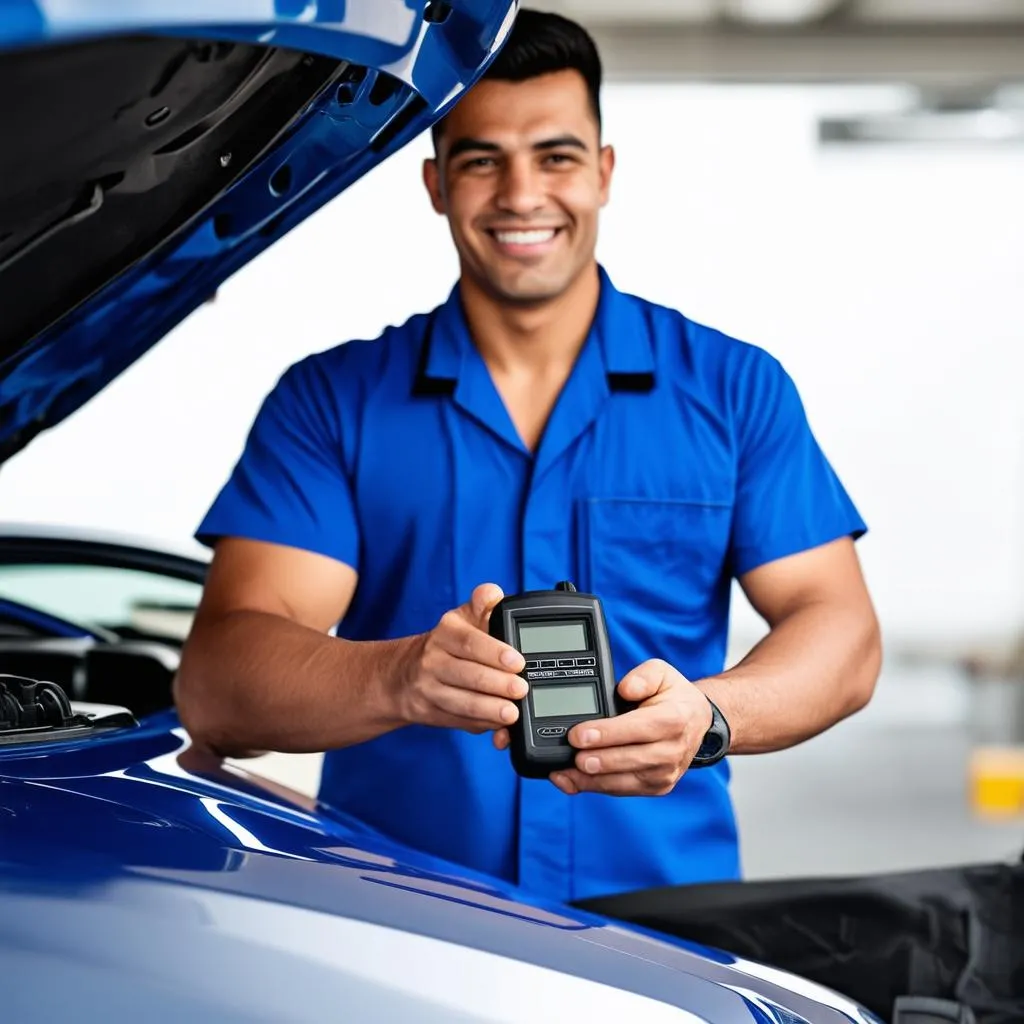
[446,137,500,160]
[445,134,589,160]
[533,134,588,152]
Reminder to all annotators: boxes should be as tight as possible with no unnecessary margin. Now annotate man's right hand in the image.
[392,583,528,734]
[177,540,528,755]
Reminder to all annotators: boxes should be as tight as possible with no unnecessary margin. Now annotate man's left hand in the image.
[493,659,715,796]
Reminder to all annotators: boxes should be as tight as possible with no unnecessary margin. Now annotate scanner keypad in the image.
[524,656,598,681]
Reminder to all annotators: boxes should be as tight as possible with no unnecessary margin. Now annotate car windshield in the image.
[0,563,201,641]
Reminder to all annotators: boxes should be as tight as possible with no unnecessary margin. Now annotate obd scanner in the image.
[489,581,632,779]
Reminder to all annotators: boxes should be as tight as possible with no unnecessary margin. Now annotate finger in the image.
[568,702,681,750]
[435,656,529,705]
[552,768,678,797]
[436,609,524,673]
[492,728,511,751]
[438,714,493,735]
[425,679,520,728]
[550,772,579,796]
[431,710,510,736]
[616,660,673,704]
[573,740,680,776]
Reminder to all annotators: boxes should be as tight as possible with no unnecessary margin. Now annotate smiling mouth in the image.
[487,227,562,247]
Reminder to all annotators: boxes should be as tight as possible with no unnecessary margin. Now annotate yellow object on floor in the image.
[970,746,1024,817]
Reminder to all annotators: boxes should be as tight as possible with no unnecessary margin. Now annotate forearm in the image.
[174,609,415,756]
[696,598,882,755]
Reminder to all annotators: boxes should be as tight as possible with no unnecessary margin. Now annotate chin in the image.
[489,270,576,307]
[499,286,564,307]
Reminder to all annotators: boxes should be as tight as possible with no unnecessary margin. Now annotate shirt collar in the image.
[591,265,656,390]
[410,286,462,396]
[412,265,656,396]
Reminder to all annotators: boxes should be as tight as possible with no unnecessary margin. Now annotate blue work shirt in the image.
[197,267,866,902]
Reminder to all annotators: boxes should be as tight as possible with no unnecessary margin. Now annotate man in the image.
[175,9,881,903]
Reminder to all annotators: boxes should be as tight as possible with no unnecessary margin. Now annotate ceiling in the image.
[536,0,1024,85]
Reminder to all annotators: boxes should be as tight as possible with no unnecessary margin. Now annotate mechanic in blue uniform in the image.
[175,10,882,903]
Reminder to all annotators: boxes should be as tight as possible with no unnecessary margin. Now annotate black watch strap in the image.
[690,696,731,768]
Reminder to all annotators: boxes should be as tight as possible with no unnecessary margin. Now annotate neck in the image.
[459,263,601,376]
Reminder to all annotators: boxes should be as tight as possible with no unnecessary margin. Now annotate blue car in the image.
[0,4,882,1021]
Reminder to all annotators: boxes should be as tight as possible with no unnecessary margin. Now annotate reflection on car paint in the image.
[198,797,315,861]
[358,874,590,931]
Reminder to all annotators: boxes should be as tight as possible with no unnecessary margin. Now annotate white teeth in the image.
[494,229,556,245]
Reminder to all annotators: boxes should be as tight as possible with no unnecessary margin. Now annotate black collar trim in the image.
[607,371,655,393]
[411,311,456,396]
[411,313,655,397]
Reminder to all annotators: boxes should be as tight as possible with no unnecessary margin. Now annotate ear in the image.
[598,144,615,208]
[422,157,447,215]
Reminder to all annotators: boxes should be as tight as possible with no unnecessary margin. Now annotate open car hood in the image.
[0,0,517,463]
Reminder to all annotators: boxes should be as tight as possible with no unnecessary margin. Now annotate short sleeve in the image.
[196,356,360,569]
[730,352,866,578]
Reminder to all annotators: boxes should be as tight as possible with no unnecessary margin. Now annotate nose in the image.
[495,155,545,217]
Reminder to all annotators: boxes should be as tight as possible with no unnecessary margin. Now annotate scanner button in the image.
[537,726,567,738]
[557,659,574,668]
[525,660,540,670]
[579,657,596,667]
[540,660,557,668]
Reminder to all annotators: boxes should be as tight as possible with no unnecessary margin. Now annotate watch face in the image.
[694,699,730,764]
[696,731,725,760]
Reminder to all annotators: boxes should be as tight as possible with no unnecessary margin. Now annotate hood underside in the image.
[0,1,516,463]
[0,33,342,364]
[0,33,339,363]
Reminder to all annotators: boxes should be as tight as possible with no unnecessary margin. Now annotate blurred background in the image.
[2,0,1023,878]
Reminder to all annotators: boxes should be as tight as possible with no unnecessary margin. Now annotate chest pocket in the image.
[577,497,734,673]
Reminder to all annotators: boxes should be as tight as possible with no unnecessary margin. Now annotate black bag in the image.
[574,861,1024,1024]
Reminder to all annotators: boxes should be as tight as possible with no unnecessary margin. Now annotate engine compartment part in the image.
[0,673,137,745]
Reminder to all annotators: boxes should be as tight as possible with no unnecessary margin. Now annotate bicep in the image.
[737,536,871,627]
[197,536,357,634]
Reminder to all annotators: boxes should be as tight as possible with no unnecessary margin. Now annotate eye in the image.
[543,152,576,166]
[461,157,496,170]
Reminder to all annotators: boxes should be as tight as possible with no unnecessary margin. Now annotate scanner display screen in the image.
[518,621,587,655]
[532,684,598,719]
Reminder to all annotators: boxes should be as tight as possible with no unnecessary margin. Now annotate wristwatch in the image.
[690,695,731,768]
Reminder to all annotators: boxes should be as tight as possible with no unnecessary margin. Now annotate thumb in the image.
[617,660,669,704]
[467,582,504,630]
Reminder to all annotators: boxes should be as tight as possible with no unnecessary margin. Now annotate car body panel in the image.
[0,716,879,1023]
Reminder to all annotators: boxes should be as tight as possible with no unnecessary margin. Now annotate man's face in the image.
[423,70,614,306]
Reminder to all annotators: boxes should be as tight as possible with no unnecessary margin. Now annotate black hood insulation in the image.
[0,34,342,365]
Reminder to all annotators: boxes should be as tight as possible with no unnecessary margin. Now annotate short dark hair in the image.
[431,8,603,148]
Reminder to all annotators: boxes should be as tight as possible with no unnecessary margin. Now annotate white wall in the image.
[3,83,1023,653]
